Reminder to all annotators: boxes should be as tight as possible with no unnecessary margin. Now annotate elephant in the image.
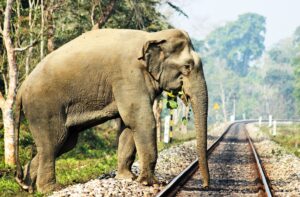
[14,28,209,193]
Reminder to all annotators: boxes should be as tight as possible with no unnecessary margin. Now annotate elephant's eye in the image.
[184,64,191,70]
[181,64,192,76]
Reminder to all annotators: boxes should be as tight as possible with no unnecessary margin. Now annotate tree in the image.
[0,0,19,165]
[206,13,266,76]
[293,27,300,112]
[0,0,173,165]
[293,26,300,45]
[153,97,163,142]
[268,38,298,65]
[91,0,116,29]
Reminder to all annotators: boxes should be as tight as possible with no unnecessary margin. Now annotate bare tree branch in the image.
[166,1,188,18]
[92,0,116,29]
[0,8,3,35]
[0,91,5,109]
[14,40,38,52]
[0,22,3,35]
[130,0,144,29]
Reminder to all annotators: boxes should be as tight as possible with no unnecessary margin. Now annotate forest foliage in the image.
[192,13,300,122]
[0,0,171,91]
[1,0,300,195]
[0,0,175,195]
[1,1,299,129]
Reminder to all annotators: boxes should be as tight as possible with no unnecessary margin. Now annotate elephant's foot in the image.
[22,165,37,193]
[37,182,61,194]
[116,170,137,180]
[15,177,29,190]
[136,173,159,186]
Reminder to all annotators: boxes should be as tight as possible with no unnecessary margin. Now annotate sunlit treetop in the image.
[205,13,266,76]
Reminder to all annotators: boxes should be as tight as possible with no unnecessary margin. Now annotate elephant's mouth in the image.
[167,87,190,106]
[179,90,190,106]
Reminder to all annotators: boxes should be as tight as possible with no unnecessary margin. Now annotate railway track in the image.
[156,121,273,197]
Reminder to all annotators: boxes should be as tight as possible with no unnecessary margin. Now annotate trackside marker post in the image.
[164,115,170,143]
[268,115,272,127]
[259,116,262,127]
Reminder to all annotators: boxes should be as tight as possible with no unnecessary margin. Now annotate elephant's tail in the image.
[14,90,28,190]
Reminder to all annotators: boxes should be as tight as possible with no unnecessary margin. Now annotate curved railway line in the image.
[157,120,274,197]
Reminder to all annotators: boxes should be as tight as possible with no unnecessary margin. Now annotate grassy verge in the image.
[0,122,118,197]
[0,121,196,196]
[260,123,300,157]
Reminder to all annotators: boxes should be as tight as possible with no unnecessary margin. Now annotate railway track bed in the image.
[50,122,300,196]
[246,124,300,196]
[159,122,272,197]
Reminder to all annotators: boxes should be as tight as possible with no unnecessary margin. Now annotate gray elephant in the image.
[14,28,209,193]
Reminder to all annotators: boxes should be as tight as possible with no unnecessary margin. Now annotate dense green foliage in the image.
[0,121,118,196]
[53,0,171,46]
[0,0,176,195]
[193,14,299,122]
[0,0,171,91]
[292,27,300,112]
[205,13,266,76]
[1,0,300,194]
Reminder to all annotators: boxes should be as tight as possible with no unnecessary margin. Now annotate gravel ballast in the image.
[50,124,228,197]
[49,122,300,196]
[246,123,300,196]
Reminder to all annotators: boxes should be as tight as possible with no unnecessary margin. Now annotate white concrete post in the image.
[164,115,170,143]
[268,115,272,127]
[243,113,246,120]
[258,116,262,127]
[230,115,235,122]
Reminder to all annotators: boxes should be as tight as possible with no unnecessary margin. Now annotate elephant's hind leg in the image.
[30,124,68,193]
[116,128,137,180]
[36,145,57,193]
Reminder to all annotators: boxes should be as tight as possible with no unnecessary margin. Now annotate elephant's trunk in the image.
[183,62,209,188]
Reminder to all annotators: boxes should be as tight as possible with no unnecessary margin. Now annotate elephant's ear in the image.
[138,39,166,81]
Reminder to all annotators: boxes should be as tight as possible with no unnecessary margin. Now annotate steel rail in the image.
[245,128,273,197]
[156,122,236,197]
[156,120,279,197]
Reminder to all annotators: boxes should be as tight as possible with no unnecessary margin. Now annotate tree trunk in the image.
[45,0,55,53]
[25,0,34,76]
[3,106,16,165]
[1,0,18,165]
[90,0,100,26]
[40,0,45,59]
[153,98,162,142]
[181,102,189,134]
[219,83,227,122]
[92,0,116,29]
[2,73,8,95]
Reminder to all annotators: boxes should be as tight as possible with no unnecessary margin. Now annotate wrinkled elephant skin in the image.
[14,29,209,193]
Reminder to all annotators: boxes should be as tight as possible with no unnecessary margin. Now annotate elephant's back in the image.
[51,29,147,57]
[21,29,147,106]
[28,29,147,80]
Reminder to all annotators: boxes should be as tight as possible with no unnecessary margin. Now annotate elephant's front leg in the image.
[133,119,159,185]
[119,108,158,185]
[113,89,159,185]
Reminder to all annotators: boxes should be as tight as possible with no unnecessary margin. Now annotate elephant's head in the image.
[139,29,210,188]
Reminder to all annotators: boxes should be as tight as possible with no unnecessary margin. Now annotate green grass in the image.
[0,120,194,196]
[260,123,300,157]
[0,121,118,196]
[157,129,196,151]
